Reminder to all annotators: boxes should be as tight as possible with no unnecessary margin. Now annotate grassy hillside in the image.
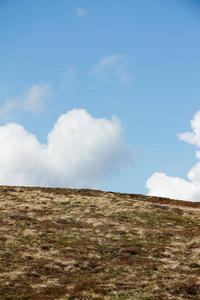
[0,186,200,299]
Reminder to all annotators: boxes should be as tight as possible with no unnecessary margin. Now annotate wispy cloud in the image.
[23,83,50,112]
[61,67,76,92]
[0,109,133,188]
[75,7,88,17]
[0,83,50,119]
[91,54,132,84]
[146,111,200,201]
[0,100,19,120]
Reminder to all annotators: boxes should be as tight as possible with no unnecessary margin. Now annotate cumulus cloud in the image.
[146,173,197,201]
[0,83,50,119]
[0,109,132,188]
[75,7,88,17]
[178,110,200,147]
[146,111,200,201]
[91,54,132,84]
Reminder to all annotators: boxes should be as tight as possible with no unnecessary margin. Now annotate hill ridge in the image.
[0,185,200,299]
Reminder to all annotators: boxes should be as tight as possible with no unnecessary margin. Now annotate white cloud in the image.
[0,83,50,119]
[75,7,88,17]
[178,110,200,147]
[146,110,200,201]
[91,54,132,84]
[146,172,197,201]
[0,109,133,188]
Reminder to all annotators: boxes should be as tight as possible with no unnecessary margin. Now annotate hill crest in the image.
[1,186,200,299]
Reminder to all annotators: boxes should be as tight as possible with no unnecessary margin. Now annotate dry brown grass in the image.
[0,186,200,299]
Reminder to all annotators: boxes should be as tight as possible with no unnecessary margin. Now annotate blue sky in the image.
[0,0,200,200]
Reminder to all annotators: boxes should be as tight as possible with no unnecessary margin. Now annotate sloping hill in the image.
[0,186,200,299]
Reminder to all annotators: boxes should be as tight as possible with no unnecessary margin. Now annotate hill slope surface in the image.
[0,186,200,299]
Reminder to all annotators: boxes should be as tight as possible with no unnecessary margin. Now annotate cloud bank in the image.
[0,109,132,188]
[146,111,200,201]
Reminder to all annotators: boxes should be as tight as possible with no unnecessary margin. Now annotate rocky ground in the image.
[0,186,200,299]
